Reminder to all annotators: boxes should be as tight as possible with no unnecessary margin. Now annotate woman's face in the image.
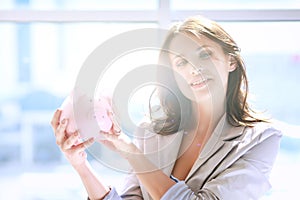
[168,33,236,106]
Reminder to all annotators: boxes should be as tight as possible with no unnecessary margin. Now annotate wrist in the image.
[73,160,90,174]
[125,147,160,173]
[100,186,111,200]
[121,143,142,160]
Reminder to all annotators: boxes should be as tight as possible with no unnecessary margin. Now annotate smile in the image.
[190,78,209,89]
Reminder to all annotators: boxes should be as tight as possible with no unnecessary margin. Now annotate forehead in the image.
[167,33,221,56]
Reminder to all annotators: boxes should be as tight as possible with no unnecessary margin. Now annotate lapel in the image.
[160,130,184,176]
[138,129,184,200]
[141,129,184,175]
[185,115,245,181]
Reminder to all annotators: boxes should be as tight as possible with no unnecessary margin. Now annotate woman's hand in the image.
[99,129,140,160]
[98,112,140,159]
[94,97,140,159]
[50,110,94,169]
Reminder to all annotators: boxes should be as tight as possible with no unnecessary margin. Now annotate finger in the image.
[72,137,95,154]
[55,119,68,147]
[112,124,121,135]
[61,131,80,150]
[107,111,121,135]
[51,109,62,131]
[98,139,116,150]
[101,131,118,141]
[100,130,111,138]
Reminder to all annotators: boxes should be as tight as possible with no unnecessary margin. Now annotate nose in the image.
[190,66,201,76]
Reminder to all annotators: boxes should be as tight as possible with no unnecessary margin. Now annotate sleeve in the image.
[86,188,121,200]
[119,172,143,199]
[161,181,217,200]
[88,126,146,200]
[87,173,143,200]
[161,130,282,200]
[102,187,122,200]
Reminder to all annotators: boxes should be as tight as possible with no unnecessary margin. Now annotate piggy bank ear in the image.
[101,96,113,110]
[59,94,77,133]
[60,95,72,123]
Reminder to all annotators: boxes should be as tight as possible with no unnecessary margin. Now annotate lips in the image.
[190,78,207,86]
[190,78,210,89]
[190,79,206,86]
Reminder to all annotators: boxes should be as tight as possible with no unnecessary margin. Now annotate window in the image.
[171,0,300,10]
[0,1,299,199]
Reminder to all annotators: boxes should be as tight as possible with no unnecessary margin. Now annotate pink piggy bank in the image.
[59,92,113,140]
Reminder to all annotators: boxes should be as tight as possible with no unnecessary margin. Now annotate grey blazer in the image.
[109,115,282,200]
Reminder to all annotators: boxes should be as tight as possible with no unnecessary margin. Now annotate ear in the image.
[228,55,237,72]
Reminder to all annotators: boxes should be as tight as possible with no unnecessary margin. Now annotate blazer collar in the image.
[197,114,244,157]
[185,114,245,181]
[142,114,245,178]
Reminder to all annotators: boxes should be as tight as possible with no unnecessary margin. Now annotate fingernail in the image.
[89,137,95,143]
[62,119,67,125]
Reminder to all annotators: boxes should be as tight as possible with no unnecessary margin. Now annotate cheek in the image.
[172,66,191,88]
[172,70,199,101]
[219,69,229,89]
[172,65,189,78]
[173,70,189,90]
[212,62,230,89]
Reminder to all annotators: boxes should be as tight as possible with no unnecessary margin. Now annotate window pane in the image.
[171,0,300,10]
[0,23,157,165]
[2,0,158,10]
[0,22,157,97]
[219,21,300,125]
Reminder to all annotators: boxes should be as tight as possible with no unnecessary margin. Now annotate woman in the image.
[51,15,281,199]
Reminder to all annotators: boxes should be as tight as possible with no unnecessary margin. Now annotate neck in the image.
[179,101,225,155]
[194,103,225,148]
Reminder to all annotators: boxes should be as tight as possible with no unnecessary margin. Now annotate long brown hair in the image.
[147,16,266,135]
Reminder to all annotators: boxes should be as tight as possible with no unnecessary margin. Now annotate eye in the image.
[174,57,188,68]
[198,49,212,60]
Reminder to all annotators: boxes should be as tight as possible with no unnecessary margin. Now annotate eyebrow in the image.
[195,45,211,53]
[171,45,211,60]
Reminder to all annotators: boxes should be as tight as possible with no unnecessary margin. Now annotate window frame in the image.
[0,0,300,27]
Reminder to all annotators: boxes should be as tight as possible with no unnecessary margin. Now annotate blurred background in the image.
[0,0,300,199]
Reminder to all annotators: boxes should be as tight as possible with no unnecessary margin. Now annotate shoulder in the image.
[233,122,282,168]
[222,118,282,147]
[223,122,283,165]
[241,122,282,146]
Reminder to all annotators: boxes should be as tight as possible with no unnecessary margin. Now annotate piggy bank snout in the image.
[60,95,113,136]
